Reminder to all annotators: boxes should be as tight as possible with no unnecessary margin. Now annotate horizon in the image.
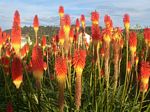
[0,0,150,30]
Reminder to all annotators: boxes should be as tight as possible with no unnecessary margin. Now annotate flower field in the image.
[0,6,150,112]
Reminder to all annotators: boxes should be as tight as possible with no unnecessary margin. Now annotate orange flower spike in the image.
[73,49,86,110]
[91,11,99,25]
[41,35,47,49]
[91,25,101,42]
[104,15,111,29]
[140,61,150,92]
[129,31,137,55]
[55,57,67,112]
[33,15,39,32]
[123,14,130,32]
[63,14,71,36]
[69,27,74,44]
[76,18,80,32]
[12,56,23,89]
[80,15,85,29]
[55,57,67,83]
[144,28,150,46]
[32,45,44,84]
[102,29,111,44]
[127,61,131,73]
[59,27,65,45]
[73,49,86,75]
[11,10,21,55]
[59,6,64,18]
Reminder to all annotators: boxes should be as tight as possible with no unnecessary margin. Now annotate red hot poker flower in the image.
[55,57,67,81]
[140,61,150,92]
[59,27,65,45]
[41,35,46,49]
[62,14,71,35]
[91,25,101,42]
[12,56,23,89]
[129,31,137,55]
[59,6,64,17]
[33,15,39,32]
[73,49,86,75]
[123,14,130,31]
[11,10,21,55]
[104,15,111,29]
[144,28,150,46]
[69,27,74,44]
[76,18,80,32]
[91,11,99,25]
[80,15,85,28]
[32,44,44,82]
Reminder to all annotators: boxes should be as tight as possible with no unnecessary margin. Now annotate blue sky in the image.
[0,0,150,30]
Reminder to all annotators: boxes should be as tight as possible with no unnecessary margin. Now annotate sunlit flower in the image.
[55,57,67,82]
[76,18,80,32]
[91,25,101,41]
[73,49,86,75]
[123,14,130,32]
[33,15,39,32]
[129,31,137,55]
[41,35,46,49]
[55,56,67,112]
[62,14,71,36]
[69,27,74,44]
[59,6,64,18]
[104,15,112,29]
[59,27,65,45]
[102,29,111,43]
[32,44,44,83]
[11,10,21,55]
[12,55,23,89]
[144,28,150,46]
[140,61,150,92]
[91,11,99,25]
[80,14,85,28]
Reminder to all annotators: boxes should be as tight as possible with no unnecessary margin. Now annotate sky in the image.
[0,0,150,30]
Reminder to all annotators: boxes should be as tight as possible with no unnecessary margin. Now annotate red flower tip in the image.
[129,31,137,54]
[59,27,65,45]
[59,6,64,17]
[69,27,74,43]
[144,28,150,46]
[62,14,71,34]
[123,14,130,30]
[11,10,21,55]
[91,25,101,41]
[33,15,39,31]
[73,49,86,74]
[91,11,99,25]
[140,61,150,92]
[76,18,80,32]
[80,14,85,28]
[102,29,111,43]
[32,44,44,81]
[41,35,46,49]
[55,57,67,82]
[14,10,20,25]
[12,56,22,89]
[104,15,111,28]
